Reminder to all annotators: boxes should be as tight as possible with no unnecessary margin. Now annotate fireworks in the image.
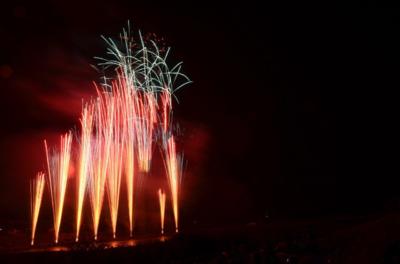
[158,189,166,235]
[97,25,190,173]
[32,23,190,244]
[106,90,124,239]
[160,91,172,133]
[45,132,73,244]
[88,92,114,241]
[119,74,137,237]
[135,92,157,172]
[162,135,184,233]
[75,103,94,242]
[30,172,45,246]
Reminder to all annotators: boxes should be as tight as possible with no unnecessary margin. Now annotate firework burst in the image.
[96,24,191,171]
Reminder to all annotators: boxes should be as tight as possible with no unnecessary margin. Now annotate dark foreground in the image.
[1,213,400,263]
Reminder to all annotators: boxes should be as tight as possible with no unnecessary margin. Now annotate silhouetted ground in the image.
[1,212,400,263]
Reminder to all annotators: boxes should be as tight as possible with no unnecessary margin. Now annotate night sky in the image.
[0,2,398,230]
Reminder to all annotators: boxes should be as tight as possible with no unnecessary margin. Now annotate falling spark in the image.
[30,172,45,246]
[45,132,73,244]
[158,189,166,235]
[162,135,183,233]
[75,103,94,242]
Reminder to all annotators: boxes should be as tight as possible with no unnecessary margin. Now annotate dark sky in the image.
[0,2,399,230]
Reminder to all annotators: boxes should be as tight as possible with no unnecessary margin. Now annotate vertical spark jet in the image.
[106,88,124,239]
[119,74,136,237]
[160,90,171,133]
[30,172,45,246]
[135,92,157,173]
[89,90,114,241]
[158,189,166,235]
[162,135,183,233]
[75,103,94,242]
[45,132,73,244]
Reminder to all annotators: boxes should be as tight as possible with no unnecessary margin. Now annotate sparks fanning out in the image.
[44,132,73,244]
[31,23,190,244]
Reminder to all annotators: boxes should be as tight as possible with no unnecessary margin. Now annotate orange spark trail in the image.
[45,132,73,244]
[158,189,166,235]
[106,87,124,239]
[119,74,137,237]
[88,90,114,241]
[136,92,157,172]
[30,172,45,246]
[75,103,94,242]
[162,135,183,233]
[160,90,171,133]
